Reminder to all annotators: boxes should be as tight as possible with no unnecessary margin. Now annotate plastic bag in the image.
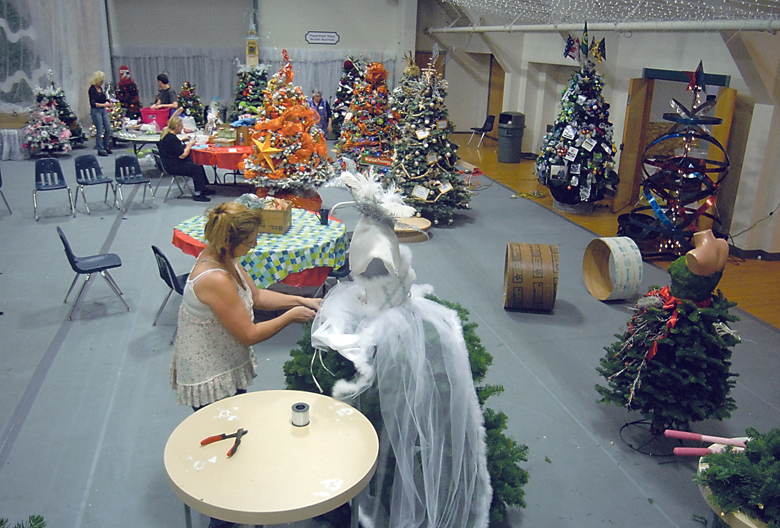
[181,115,197,133]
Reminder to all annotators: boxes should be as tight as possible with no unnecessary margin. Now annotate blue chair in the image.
[114,154,156,212]
[34,158,75,221]
[468,115,495,147]
[152,245,188,344]
[57,226,131,320]
[74,154,115,215]
[152,150,192,202]
[0,165,10,214]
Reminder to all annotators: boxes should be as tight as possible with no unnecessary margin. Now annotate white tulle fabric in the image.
[311,225,491,528]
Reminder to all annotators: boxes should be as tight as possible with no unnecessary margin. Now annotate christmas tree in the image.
[229,63,268,121]
[116,65,141,120]
[335,62,399,167]
[331,57,365,139]
[24,93,71,155]
[35,71,85,145]
[535,24,618,205]
[106,82,125,131]
[241,50,335,195]
[596,256,740,434]
[178,81,205,128]
[385,54,469,225]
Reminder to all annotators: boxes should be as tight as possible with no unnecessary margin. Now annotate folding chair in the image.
[114,154,156,212]
[152,150,192,202]
[74,154,115,214]
[34,158,75,221]
[151,245,188,344]
[57,226,131,320]
[468,115,495,147]
[0,165,11,214]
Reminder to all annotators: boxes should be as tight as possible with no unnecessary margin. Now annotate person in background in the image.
[307,88,332,139]
[151,73,178,113]
[157,114,212,202]
[88,71,113,156]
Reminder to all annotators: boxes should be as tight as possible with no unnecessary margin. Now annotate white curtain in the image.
[111,45,397,113]
[2,0,111,123]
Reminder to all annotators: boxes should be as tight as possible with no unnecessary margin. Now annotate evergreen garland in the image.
[283,294,529,524]
[0,516,45,528]
[694,427,780,527]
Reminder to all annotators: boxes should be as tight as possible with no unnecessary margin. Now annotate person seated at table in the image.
[157,115,212,202]
[151,73,178,113]
[171,201,322,410]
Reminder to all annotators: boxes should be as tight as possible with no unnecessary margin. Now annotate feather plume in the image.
[340,168,416,227]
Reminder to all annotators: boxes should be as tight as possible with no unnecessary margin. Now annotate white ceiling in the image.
[444,0,780,26]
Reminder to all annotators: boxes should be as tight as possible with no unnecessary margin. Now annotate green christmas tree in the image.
[36,71,86,145]
[596,257,740,434]
[116,65,141,120]
[105,81,125,132]
[229,63,268,121]
[335,62,399,167]
[284,294,529,524]
[178,81,205,128]
[23,92,71,155]
[535,26,618,205]
[385,57,469,225]
[331,57,364,139]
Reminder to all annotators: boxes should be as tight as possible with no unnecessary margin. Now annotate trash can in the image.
[497,112,526,163]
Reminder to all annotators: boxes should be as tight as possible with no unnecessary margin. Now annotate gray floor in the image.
[0,145,778,528]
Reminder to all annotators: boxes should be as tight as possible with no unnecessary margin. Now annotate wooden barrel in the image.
[503,243,559,311]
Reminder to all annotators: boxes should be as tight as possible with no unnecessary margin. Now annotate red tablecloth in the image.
[190,145,253,171]
[171,228,332,288]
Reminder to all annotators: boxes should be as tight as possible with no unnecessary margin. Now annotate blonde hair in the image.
[160,115,182,140]
[204,202,264,259]
[90,71,105,86]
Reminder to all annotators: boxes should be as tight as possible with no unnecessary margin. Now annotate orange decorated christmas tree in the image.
[335,62,399,166]
[241,50,335,195]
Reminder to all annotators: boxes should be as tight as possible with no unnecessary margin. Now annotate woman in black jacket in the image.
[157,115,213,202]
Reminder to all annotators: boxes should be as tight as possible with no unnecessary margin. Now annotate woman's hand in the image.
[300,297,322,311]
[286,305,318,323]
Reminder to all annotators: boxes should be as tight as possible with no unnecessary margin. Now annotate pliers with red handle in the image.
[200,428,248,458]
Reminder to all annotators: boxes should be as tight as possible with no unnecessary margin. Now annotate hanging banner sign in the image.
[361,153,393,166]
[305,32,340,45]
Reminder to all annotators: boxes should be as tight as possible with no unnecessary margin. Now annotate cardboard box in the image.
[0,112,29,129]
[258,200,292,234]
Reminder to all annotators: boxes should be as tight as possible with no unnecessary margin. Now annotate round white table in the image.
[164,390,379,526]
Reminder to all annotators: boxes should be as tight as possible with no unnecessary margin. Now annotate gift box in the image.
[258,199,292,234]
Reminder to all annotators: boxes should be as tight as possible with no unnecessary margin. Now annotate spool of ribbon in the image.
[291,402,310,427]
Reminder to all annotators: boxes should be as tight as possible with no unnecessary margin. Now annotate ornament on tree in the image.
[331,57,366,139]
[116,65,142,120]
[384,50,471,225]
[24,86,72,155]
[34,70,85,146]
[336,62,399,167]
[229,62,268,121]
[596,229,739,435]
[240,50,335,195]
[619,61,729,258]
[536,24,618,206]
[178,81,206,128]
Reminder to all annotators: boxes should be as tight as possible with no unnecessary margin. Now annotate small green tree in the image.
[0,515,46,528]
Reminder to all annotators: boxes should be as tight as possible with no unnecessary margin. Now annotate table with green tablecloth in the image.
[172,208,348,288]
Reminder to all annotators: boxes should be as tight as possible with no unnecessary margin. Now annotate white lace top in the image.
[170,260,258,407]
